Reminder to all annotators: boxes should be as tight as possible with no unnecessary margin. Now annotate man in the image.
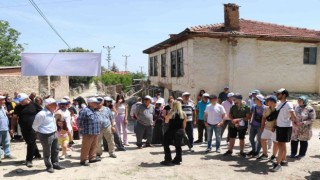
[218,86,230,104]
[221,92,234,144]
[0,95,14,163]
[96,97,117,159]
[248,94,265,157]
[194,93,210,143]
[204,95,226,153]
[181,92,196,150]
[152,90,165,107]
[271,88,296,172]
[77,97,101,166]
[135,95,155,148]
[32,98,65,173]
[29,92,37,102]
[11,93,42,167]
[224,94,251,157]
[130,97,142,120]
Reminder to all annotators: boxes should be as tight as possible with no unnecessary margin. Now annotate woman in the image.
[75,96,87,112]
[161,101,187,166]
[115,94,129,146]
[152,101,165,144]
[290,95,316,158]
[164,96,174,116]
[257,95,278,161]
[104,97,126,151]
[197,90,206,102]
[34,96,43,107]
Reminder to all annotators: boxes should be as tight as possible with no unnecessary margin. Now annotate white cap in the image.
[182,92,190,96]
[227,92,235,98]
[256,94,265,102]
[0,96,5,99]
[202,93,210,97]
[177,97,183,101]
[43,98,57,106]
[144,95,153,101]
[63,96,70,100]
[17,93,29,102]
[59,99,68,104]
[155,100,163,104]
[224,86,229,89]
[274,88,286,93]
[87,97,100,103]
[104,97,113,101]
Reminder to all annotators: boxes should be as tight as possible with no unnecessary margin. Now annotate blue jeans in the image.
[249,125,261,153]
[206,124,221,150]
[0,131,10,157]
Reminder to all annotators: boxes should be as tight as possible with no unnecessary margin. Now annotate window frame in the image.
[171,51,177,77]
[177,48,184,77]
[303,47,317,65]
[161,53,166,77]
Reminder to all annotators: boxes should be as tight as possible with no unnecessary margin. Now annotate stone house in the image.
[0,66,69,98]
[143,3,320,100]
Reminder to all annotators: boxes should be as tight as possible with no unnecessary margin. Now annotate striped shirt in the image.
[182,101,195,122]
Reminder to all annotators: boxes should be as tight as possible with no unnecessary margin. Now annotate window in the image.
[303,47,317,65]
[177,49,184,76]
[149,56,158,76]
[171,51,177,77]
[149,57,154,76]
[171,48,184,77]
[161,54,166,77]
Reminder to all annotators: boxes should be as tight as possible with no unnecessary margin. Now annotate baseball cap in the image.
[274,88,289,97]
[202,93,210,97]
[16,93,29,102]
[104,97,113,102]
[209,95,218,99]
[227,92,234,98]
[255,94,265,102]
[266,95,277,103]
[0,96,5,99]
[177,97,183,101]
[97,97,104,102]
[59,99,68,104]
[87,97,100,103]
[144,95,153,101]
[63,96,70,100]
[43,98,57,106]
[224,86,229,89]
[251,89,261,94]
[155,100,163,104]
[233,93,243,100]
[182,92,190,96]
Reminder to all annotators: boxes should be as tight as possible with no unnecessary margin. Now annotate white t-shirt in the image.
[276,101,294,127]
[221,100,233,120]
[152,97,165,106]
[205,104,226,125]
[57,109,72,132]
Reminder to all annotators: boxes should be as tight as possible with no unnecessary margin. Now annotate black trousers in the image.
[20,125,40,161]
[291,140,308,156]
[163,131,182,162]
[197,120,207,142]
[185,122,194,148]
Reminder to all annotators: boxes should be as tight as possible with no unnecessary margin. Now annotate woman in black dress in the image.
[161,101,187,166]
[152,101,165,144]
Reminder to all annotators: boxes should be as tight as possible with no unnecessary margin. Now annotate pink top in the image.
[57,129,69,139]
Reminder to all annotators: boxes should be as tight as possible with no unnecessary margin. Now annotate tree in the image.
[58,47,94,88]
[110,62,119,72]
[0,20,24,66]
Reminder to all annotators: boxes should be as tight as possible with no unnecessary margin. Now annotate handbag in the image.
[266,102,287,122]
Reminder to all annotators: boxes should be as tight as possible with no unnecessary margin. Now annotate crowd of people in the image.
[0,87,316,173]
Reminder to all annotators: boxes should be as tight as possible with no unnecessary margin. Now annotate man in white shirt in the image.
[204,95,226,153]
[0,95,13,162]
[152,91,165,107]
[271,88,296,172]
[33,98,65,173]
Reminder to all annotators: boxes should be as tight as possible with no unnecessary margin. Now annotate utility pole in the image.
[139,66,143,74]
[122,55,130,72]
[102,45,115,70]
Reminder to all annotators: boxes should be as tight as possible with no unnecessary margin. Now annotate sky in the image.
[1,0,320,73]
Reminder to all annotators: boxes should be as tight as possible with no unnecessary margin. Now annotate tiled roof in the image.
[188,19,320,38]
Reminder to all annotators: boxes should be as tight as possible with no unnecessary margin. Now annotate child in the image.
[55,113,72,160]
[70,108,80,140]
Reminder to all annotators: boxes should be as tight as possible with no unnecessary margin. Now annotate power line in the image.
[0,0,82,9]
[28,0,71,48]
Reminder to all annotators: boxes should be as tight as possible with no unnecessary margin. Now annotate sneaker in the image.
[280,161,288,166]
[53,165,65,170]
[59,155,65,160]
[270,164,282,172]
[47,168,54,173]
[26,161,33,168]
[109,153,117,158]
[239,152,247,157]
[257,154,268,160]
[246,151,255,156]
[223,150,233,156]
[194,140,203,144]
[205,148,212,154]
[216,149,221,153]
[160,161,174,166]
[269,155,276,162]
[80,161,90,166]
[171,160,181,165]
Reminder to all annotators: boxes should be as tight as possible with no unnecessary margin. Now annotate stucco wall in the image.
[0,76,39,96]
[52,76,70,99]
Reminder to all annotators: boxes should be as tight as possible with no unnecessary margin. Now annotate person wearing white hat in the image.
[247,94,266,157]
[32,98,65,173]
[152,90,165,107]
[56,99,73,145]
[221,92,235,144]
[135,95,155,148]
[11,93,43,167]
[194,93,210,143]
[181,92,196,151]
[0,95,14,162]
[78,97,102,166]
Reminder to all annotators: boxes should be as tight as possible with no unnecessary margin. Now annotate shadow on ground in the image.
[305,171,320,180]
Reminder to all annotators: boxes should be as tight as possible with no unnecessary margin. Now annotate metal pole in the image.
[103,45,115,70]
[122,55,130,72]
